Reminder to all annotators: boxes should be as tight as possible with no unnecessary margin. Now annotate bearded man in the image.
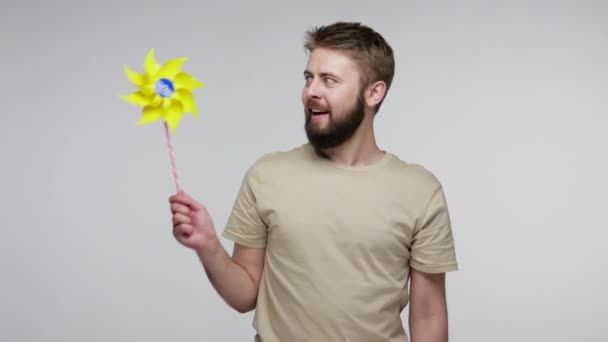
[170,21,458,342]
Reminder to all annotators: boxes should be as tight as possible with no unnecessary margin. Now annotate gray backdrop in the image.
[1,0,606,341]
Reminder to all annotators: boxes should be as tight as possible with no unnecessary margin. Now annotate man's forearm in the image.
[409,312,448,342]
[196,238,258,313]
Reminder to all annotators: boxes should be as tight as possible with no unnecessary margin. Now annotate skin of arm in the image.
[170,192,266,313]
[408,269,450,342]
[197,241,266,313]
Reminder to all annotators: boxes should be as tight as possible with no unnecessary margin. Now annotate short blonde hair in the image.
[304,22,395,112]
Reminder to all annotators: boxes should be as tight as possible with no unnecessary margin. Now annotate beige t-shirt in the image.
[222,143,458,342]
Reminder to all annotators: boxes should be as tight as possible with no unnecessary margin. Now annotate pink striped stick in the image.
[163,122,182,193]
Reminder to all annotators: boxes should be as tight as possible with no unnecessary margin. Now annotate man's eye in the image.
[325,78,336,85]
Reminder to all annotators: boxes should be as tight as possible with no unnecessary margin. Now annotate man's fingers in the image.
[173,223,193,238]
[179,192,203,211]
[170,203,191,215]
[172,213,192,225]
[169,192,203,212]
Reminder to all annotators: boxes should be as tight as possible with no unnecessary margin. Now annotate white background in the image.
[1,0,606,341]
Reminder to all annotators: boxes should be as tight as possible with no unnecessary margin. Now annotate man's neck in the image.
[315,120,385,167]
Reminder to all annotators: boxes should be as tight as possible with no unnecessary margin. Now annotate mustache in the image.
[305,99,329,110]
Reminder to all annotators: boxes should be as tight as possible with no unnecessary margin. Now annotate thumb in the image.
[176,191,203,212]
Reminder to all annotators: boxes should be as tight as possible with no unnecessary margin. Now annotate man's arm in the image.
[170,192,266,314]
[408,269,449,342]
[198,240,265,313]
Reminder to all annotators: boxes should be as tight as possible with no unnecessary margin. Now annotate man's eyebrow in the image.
[303,70,342,80]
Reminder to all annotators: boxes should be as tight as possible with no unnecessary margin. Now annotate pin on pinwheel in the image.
[121,48,205,193]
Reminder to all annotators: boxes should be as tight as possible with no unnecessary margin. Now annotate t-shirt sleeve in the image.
[409,186,458,273]
[221,164,268,248]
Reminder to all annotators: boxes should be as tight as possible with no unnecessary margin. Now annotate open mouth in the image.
[309,108,330,117]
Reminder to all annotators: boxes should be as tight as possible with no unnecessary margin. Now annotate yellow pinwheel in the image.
[121,48,205,133]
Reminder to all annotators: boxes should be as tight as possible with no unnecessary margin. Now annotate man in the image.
[169,22,458,342]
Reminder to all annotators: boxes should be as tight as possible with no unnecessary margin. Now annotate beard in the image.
[304,92,365,151]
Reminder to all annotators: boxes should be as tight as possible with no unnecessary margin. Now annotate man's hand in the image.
[409,269,449,342]
[168,191,265,313]
[169,192,219,257]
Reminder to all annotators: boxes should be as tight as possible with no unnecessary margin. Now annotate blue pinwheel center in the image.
[155,78,175,98]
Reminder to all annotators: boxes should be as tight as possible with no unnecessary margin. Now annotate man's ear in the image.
[365,81,387,108]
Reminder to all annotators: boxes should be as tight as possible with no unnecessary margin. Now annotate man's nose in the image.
[305,79,322,99]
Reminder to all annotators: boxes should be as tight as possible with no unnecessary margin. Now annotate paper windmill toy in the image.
[121,48,205,192]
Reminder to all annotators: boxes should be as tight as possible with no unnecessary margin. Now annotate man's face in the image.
[302,47,366,150]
